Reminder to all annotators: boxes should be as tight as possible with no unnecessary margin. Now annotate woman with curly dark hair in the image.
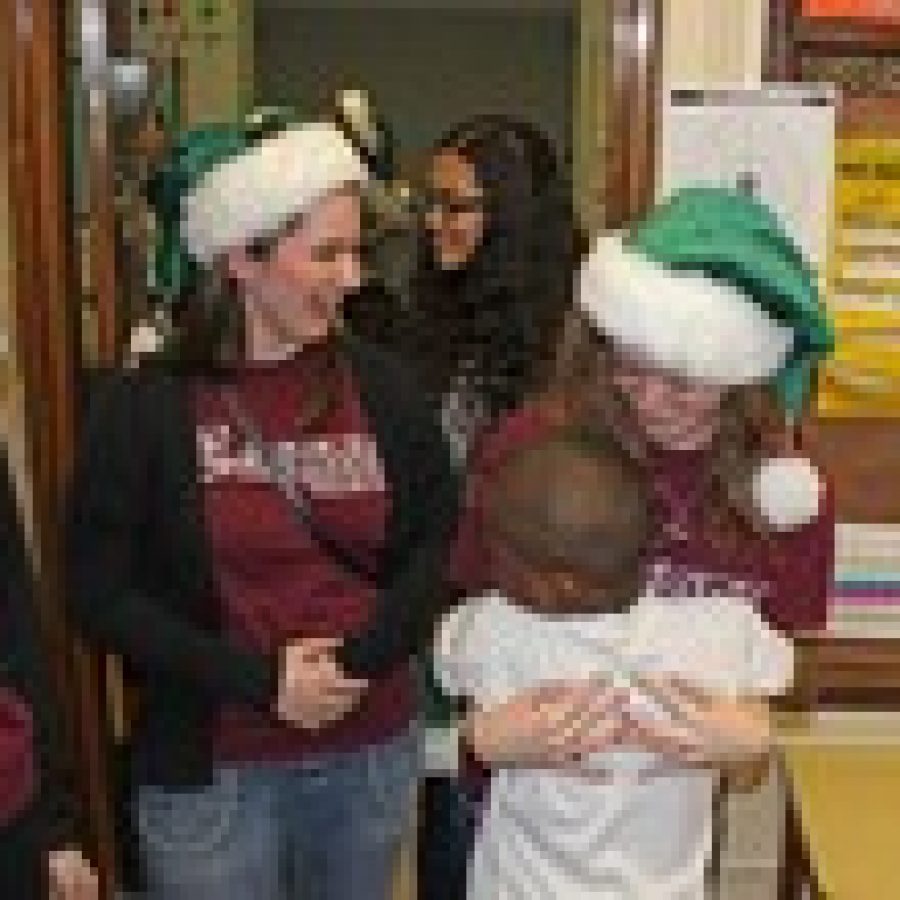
[404,115,583,454]
[406,115,584,900]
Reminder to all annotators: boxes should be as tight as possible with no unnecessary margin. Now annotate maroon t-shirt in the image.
[451,398,834,786]
[195,354,413,763]
[452,397,834,633]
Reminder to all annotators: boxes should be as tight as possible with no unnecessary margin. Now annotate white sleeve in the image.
[626,593,795,701]
[433,601,484,700]
[731,602,796,698]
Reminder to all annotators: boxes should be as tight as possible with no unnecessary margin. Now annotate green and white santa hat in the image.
[145,107,370,305]
[578,185,836,530]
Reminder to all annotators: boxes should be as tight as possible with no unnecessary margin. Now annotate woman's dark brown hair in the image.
[159,259,245,372]
[406,115,586,417]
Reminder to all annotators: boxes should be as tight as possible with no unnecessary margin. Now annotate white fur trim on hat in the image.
[183,122,369,264]
[752,456,824,530]
[578,234,793,387]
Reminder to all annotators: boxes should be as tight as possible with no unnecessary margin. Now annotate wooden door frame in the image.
[604,0,663,229]
[2,0,118,895]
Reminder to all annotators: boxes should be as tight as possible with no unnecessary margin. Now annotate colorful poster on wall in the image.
[818,99,900,416]
[802,0,900,21]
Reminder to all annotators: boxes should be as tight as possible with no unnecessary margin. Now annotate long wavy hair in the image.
[405,115,585,418]
[550,312,790,538]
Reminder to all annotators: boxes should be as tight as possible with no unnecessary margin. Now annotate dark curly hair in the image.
[405,114,585,417]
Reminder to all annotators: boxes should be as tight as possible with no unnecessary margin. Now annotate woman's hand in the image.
[620,674,774,770]
[462,679,628,768]
[48,848,99,900]
[275,637,369,730]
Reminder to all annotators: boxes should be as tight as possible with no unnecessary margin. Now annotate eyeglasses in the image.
[418,190,484,219]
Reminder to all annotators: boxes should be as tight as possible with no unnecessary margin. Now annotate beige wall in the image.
[662,0,765,86]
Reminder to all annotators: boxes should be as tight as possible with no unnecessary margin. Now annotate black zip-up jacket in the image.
[66,334,460,791]
[2,451,79,895]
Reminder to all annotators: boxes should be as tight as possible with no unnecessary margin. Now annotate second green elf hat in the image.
[578,186,837,530]
[578,186,835,420]
[145,107,368,304]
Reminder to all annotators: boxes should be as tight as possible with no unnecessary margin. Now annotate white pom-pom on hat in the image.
[752,456,824,530]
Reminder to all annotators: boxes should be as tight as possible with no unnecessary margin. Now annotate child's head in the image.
[483,423,651,615]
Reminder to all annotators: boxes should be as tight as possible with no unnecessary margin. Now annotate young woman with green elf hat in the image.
[448,186,836,897]
[67,114,459,899]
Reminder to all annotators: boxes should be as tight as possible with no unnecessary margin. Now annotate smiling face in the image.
[422,148,487,271]
[607,351,727,452]
[227,186,365,357]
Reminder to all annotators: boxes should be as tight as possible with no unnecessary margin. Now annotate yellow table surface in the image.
[780,713,900,900]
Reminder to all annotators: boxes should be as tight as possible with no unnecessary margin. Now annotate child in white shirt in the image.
[434,423,793,899]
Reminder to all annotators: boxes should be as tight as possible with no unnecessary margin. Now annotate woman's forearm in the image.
[460,681,628,768]
[694,696,774,762]
[621,692,775,770]
[461,706,504,766]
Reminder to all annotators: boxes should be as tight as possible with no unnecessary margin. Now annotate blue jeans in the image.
[132,730,418,900]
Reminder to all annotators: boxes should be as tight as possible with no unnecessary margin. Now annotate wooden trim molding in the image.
[605,0,662,229]
[82,0,122,363]
[794,16,900,52]
[767,0,900,76]
[783,635,900,709]
[2,0,118,894]
[3,0,78,747]
[764,0,803,80]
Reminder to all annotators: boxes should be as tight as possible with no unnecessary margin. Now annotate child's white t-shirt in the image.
[434,589,794,900]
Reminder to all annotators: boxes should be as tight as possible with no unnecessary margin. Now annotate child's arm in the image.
[618,596,794,776]
[432,601,483,702]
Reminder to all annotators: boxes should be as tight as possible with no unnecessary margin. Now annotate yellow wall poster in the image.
[819,135,900,416]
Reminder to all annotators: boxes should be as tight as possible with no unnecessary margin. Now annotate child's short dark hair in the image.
[484,422,651,573]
